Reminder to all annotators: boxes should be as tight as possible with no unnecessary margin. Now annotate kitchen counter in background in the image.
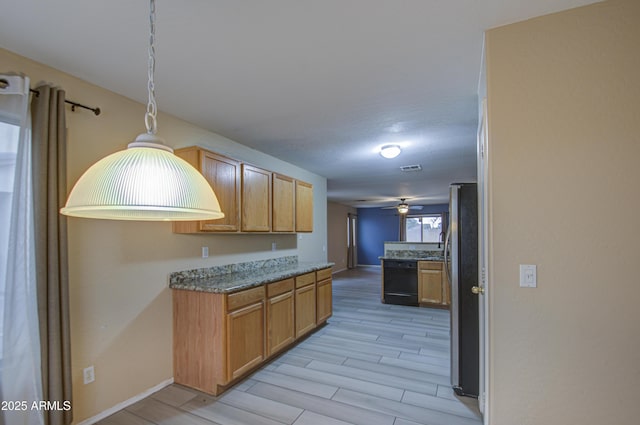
[169,255,334,293]
[381,250,444,262]
[382,241,445,262]
[380,245,449,308]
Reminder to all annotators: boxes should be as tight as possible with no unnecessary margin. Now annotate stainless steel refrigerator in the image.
[445,183,479,397]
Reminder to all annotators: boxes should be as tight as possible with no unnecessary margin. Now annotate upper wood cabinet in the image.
[272,173,295,232]
[173,147,240,233]
[171,146,313,234]
[295,180,313,233]
[241,164,272,232]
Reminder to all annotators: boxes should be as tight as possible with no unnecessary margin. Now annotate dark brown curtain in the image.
[31,85,72,425]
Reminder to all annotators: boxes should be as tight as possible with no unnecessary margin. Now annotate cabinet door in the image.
[295,180,313,232]
[242,164,272,232]
[266,291,294,356]
[226,301,265,381]
[272,173,295,232]
[200,151,240,231]
[173,148,240,233]
[419,262,444,305]
[419,269,443,304]
[295,284,316,338]
[316,278,332,324]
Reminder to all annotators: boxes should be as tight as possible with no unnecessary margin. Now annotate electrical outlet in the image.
[83,365,95,384]
[271,242,277,251]
[202,246,209,258]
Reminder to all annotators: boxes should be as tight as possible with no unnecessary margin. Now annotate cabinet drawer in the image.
[227,286,265,311]
[418,261,442,270]
[295,272,315,288]
[316,268,332,282]
[267,278,294,298]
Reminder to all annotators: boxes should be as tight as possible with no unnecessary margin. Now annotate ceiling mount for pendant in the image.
[60,0,224,221]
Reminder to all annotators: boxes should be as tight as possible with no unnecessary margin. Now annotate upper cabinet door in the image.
[272,173,295,232]
[200,151,240,232]
[295,180,313,233]
[173,147,240,233]
[242,164,272,232]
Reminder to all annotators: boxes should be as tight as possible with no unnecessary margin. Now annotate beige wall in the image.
[327,202,357,273]
[486,1,640,423]
[1,48,327,423]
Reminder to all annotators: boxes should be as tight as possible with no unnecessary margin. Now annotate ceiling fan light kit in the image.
[379,144,401,159]
[60,0,224,221]
[397,200,410,214]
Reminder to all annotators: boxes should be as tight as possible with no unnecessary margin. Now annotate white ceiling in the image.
[0,0,599,208]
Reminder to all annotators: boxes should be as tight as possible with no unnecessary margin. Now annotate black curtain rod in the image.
[29,88,101,116]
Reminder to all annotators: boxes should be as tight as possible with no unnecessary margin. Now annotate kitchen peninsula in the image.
[380,242,449,308]
[169,256,333,395]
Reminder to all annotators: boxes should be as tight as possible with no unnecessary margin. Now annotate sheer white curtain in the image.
[0,75,44,425]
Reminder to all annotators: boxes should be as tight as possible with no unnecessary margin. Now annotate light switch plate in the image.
[519,264,537,288]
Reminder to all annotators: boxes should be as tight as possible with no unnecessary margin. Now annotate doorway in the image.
[347,213,357,269]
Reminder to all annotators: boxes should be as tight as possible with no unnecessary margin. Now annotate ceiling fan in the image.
[381,198,423,214]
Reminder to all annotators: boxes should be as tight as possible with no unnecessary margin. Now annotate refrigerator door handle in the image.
[443,226,452,285]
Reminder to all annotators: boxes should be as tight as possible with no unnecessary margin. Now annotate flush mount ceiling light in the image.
[379,144,401,159]
[60,0,224,221]
[397,199,410,214]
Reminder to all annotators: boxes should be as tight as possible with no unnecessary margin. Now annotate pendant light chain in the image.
[60,0,224,221]
[145,0,158,135]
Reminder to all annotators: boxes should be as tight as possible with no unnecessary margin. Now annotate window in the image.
[0,120,20,355]
[406,214,442,243]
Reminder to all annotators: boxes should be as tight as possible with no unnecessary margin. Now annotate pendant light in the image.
[60,0,224,221]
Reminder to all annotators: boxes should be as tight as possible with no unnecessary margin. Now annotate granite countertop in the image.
[380,256,445,261]
[380,249,445,262]
[169,260,334,294]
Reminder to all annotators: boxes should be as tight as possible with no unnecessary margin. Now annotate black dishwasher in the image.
[383,260,418,306]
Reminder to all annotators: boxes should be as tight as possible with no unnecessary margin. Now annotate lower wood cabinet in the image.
[266,278,295,356]
[418,261,450,307]
[295,272,316,338]
[173,267,332,396]
[226,285,265,381]
[316,268,332,324]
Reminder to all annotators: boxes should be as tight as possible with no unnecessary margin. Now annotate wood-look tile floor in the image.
[97,267,482,425]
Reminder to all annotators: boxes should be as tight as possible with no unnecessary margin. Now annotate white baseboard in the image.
[75,378,174,425]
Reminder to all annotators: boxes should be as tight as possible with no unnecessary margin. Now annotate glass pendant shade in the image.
[60,0,224,221]
[60,135,224,221]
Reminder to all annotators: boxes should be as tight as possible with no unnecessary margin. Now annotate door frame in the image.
[477,97,490,423]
